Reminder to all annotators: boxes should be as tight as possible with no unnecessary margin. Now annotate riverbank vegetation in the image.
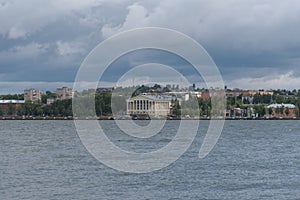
[2,87,300,118]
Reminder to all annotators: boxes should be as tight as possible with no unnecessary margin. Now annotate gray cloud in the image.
[1,0,300,93]
[102,1,300,70]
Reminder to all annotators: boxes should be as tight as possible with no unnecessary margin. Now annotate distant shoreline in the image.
[1,116,299,120]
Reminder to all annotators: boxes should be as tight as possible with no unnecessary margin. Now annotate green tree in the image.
[181,97,199,117]
[226,96,236,108]
[8,103,14,116]
[42,91,57,104]
[24,101,35,116]
[42,105,53,116]
[50,99,72,116]
[17,106,25,116]
[262,94,272,104]
[170,98,181,117]
[111,95,127,115]
[243,97,250,105]
[252,93,261,104]
[295,106,299,118]
[273,95,285,104]
[198,98,211,116]
[131,85,150,97]
[268,107,273,116]
[36,107,43,116]
[0,94,24,100]
[279,106,284,116]
[285,107,290,116]
[275,107,280,117]
[95,92,112,116]
[254,105,266,117]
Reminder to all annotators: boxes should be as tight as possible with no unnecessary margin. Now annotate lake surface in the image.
[1,120,300,199]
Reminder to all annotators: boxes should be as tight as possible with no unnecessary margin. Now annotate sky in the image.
[1,0,300,94]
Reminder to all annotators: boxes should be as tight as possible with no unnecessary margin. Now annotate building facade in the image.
[24,89,42,102]
[97,87,114,92]
[56,87,73,100]
[267,103,296,118]
[0,100,25,116]
[226,89,274,98]
[46,98,55,105]
[126,94,173,116]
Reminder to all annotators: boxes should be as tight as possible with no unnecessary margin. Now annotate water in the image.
[1,120,300,199]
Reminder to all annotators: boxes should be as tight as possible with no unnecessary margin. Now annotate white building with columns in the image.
[126,94,173,116]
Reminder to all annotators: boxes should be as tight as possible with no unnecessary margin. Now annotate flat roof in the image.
[267,103,295,108]
[141,94,174,101]
[128,94,174,101]
[0,100,25,104]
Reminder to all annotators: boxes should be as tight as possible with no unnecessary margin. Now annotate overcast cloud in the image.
[1,0,300,93]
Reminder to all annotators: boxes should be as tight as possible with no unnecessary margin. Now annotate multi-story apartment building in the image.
[24,89,42,102]
[56,87,73,100]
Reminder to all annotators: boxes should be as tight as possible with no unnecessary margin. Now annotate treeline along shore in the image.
[2,85,300,120]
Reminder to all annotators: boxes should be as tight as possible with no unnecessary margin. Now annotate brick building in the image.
[0,100,25,116]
